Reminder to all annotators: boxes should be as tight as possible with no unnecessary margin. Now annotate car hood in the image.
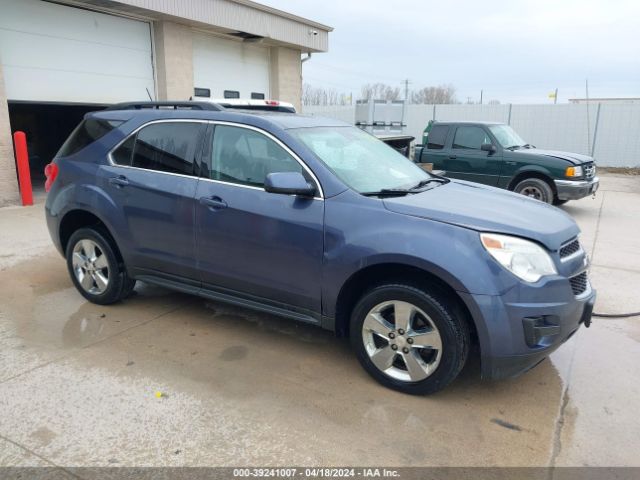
[515,148,594,165]
[383,180,579,251]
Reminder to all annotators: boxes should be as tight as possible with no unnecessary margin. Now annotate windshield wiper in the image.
[408,178,449,190]
[362,178,450,197]
[505,145,521,151]
[521,143,534,149]
[361,188,411,197]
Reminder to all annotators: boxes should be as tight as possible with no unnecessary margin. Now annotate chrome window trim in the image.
[107,118,324,199]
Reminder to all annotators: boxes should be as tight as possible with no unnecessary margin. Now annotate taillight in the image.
[265,100,280,106]
[44,163,59,192]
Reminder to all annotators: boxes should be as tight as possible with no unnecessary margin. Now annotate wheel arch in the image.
[333,263,479,349]
[507,169,557,196]
[59,209,124,263]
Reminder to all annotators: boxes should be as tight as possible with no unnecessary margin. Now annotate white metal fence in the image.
[302,104,640,168]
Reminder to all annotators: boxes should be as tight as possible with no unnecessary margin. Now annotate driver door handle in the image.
[199,196,227,210]
[448,155,457,160]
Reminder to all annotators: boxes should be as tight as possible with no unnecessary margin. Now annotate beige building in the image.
[0,0,331,205]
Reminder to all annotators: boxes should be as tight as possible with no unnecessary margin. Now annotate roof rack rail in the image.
[104,101,224,112]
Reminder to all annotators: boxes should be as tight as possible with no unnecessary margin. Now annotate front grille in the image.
[569,271,589,296]
[560,238,581,258]
[584,162,596,179]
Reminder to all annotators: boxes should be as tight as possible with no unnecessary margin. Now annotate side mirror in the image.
[481,143,497,154]
[264,172,316,197]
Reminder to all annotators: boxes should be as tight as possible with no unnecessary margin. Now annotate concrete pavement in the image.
[0,173,639,468]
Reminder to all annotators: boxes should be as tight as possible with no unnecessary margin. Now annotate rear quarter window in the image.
[57,118,123,157]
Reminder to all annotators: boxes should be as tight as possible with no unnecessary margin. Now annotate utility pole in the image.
[480,90,483,105]
[586,79,592,155]
[554,88,558,104]
[403,79,411,103]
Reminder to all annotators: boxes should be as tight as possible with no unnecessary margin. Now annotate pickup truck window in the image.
[488,125,525,149]
[453,126,491,150]
[427,125,449,150]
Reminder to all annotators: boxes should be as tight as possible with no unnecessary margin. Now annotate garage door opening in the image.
[8,102,106,190]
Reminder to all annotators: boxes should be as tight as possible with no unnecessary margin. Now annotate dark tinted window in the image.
[57,118,123,157]
[427,125,449,150]
[210,125,302,187]
[194,87,211,98]
[251,92,265,99]
[111,136,135,166]
[453,126,492,150]
[224,90,240,99]
[132,122,205,176]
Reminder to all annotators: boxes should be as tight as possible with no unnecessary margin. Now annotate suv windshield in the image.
[488,125,526,149]
[290,126,431,193]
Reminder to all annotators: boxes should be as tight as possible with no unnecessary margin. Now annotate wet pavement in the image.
[0,173,639,468]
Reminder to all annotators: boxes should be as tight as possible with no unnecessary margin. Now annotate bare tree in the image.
[360,83,402,101]
[410,84,457,104]
[302,83,351,106]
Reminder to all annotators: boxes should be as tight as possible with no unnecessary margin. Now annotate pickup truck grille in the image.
[569,271,589,296]
[560,238,581,259]
[584,162,596,179]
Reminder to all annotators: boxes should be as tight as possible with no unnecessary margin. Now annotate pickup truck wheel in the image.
[350,284,470,395]
[66,228,133,305]
[514,178,554,204]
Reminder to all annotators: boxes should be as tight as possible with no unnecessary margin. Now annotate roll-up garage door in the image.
[0,0,155,103]
[193,32,270,100]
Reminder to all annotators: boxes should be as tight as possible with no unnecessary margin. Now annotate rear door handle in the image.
[448,155,457,160]
[109,175,129,188]
[199,196,227,210]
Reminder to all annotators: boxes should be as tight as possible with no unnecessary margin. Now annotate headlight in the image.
[565,166,583,178]
[480,233,557,283]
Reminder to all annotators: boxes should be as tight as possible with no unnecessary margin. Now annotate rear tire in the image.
[66,227,134,305]
[514,177,554,204]
[350,283,470,395]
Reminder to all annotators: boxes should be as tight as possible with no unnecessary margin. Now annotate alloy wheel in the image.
[361,300,443,382]
[72,239,110,295]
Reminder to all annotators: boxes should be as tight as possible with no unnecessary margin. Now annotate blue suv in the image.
[45,102,595,394]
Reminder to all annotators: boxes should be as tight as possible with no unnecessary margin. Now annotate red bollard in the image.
[13,131,33,206]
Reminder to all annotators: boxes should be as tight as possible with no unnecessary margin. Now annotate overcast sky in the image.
[260,0,640,104]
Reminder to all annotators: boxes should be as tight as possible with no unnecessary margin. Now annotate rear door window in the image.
[131,122,205,176]
[427,125,449,150]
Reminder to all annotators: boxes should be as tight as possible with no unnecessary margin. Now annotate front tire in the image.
[350,284,470,395]
[66,228,135,305]
[514,177,554,204]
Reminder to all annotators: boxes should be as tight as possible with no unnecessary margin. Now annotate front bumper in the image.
[554,176,600,200]
[460,281,596,381]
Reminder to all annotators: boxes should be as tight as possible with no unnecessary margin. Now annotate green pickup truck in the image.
[415,121,599,205]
